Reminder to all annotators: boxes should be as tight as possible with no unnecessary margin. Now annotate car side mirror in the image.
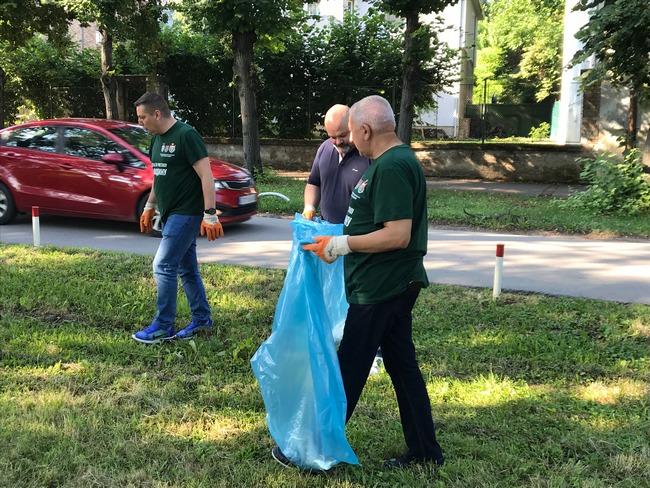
[102,152,126,172]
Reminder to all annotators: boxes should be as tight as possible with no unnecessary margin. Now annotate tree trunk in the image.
[0,66,5,129]
[232,30,262,176]
[396,11,420,145]
[100,29,118,120]
[642,88,650,166]
[626,85,637,150]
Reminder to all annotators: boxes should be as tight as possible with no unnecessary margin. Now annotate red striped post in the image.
[32,206,40,247]
[493,243,505,300]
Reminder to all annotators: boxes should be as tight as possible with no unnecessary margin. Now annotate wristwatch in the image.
[204,208,217,215]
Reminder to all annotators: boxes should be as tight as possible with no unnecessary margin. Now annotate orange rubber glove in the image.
[302,235,351,263]
[302,204,316,220]
[140,205,156,233]
[200,213,224,241]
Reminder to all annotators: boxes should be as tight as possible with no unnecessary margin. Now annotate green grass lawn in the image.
[256,171,650,238]
[1,244,649,487]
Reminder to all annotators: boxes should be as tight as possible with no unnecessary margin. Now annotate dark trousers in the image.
[337,287,443,460]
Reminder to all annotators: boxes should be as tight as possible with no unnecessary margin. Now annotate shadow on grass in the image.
[1,245,649,487]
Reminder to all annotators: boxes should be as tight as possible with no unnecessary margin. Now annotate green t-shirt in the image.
[343,144,429,305]
[149,121,209,222]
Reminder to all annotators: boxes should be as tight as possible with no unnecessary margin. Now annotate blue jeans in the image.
[152,214,211,328]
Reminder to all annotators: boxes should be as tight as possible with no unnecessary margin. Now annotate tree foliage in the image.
[0,0,71,49]
[255,22,321,139]
[57,0,165,119]
[157,23,233,136]
[571,0,650,149]
[256,10,404,138]
[371,0,460,143]
[178,0,308,174]
[1,3,462,146]
[1,1,165,120]
[475,0,564,103]
[0,37,103,125]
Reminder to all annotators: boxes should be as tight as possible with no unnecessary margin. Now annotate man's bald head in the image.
[324,104,353,156]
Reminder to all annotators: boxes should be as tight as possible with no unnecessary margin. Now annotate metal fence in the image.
[2,78,584,143]
[414,80,584,143]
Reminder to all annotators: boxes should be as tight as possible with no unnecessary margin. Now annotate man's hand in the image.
[140,204,156,233]
[302,204,316,220]
[302,235,351,263]
[201,213,224,241]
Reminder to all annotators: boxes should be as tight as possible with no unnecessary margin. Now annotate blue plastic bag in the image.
[250,214,358,470]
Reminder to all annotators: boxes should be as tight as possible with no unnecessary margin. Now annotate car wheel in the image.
[137,193,162,238]
[0,183,17,225]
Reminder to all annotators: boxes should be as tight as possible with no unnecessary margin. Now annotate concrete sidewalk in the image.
[424,178,586,197]
[277,171,586,198]
[2,215,648,305]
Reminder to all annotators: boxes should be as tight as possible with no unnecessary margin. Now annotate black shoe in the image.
[271,445,293,468]
[383,452,445,469]
[272,445,329,475]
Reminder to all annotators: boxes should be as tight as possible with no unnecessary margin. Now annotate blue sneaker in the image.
[132,323,175,344]
[174,319,213,340]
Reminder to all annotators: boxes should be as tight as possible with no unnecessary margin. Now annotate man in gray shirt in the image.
[302,104,370,224]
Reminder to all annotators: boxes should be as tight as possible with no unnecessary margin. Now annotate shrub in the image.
[560,149,650,215]
[528,122,550,141]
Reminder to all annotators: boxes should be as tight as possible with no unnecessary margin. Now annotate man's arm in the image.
[140,185,157,233]
[193,157,223,240]
[192,157,216,210]
[347,219,412,253]
[303,183,321,218]
[302,219,411,263]
[143,173,158,206]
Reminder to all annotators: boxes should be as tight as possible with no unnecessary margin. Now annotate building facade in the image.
[555,0,649,156]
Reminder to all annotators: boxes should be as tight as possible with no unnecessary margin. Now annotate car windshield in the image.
[108,126,151,156]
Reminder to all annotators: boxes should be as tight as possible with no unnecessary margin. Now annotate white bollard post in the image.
[493,243,504,300]
[32,206,40,247]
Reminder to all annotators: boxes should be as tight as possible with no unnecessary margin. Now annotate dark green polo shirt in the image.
[343,144,429,304]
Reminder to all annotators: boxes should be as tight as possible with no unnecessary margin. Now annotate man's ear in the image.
[362,123,372,141]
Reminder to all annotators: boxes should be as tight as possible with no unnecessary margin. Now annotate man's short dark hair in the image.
[134,92,171,117]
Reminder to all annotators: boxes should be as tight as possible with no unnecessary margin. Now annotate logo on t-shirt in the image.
[152,161,167,176]
[161,143,177,154]
[355,178,368,194]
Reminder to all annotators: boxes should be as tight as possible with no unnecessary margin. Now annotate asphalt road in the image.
[1,214,649,305]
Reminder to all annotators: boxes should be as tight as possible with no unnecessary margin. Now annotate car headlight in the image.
[214,180,227,190]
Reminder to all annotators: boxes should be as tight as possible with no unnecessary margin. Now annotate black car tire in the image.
[150,210,162,238]
[137,193,162,238]
[0,182,17,225]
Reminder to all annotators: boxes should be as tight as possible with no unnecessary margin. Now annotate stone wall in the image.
[411,142,589,183]
[205,138,320,171]
[204,138,593,183]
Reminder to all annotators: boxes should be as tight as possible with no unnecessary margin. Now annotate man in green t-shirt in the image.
[299,95,444,469]
[132,92,224,344]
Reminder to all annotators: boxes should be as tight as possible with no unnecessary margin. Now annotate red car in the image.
[0,118,258,233]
